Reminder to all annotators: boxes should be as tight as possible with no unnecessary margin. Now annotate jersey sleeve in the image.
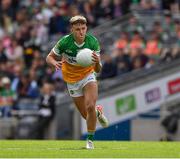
[52,37,65,56]
[93,38,101,55]
[92,37,102,66]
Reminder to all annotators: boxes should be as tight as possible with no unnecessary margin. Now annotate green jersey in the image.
[52,33,100,83]
[53,33,100,64]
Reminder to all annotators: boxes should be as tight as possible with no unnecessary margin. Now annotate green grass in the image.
[0,140,180,158]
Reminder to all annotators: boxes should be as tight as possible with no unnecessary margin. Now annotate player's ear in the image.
[70,25,73,33]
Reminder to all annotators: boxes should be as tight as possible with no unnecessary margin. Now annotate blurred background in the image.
[0,0,180,141]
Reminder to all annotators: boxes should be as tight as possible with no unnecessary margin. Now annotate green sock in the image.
[87,132,95,141]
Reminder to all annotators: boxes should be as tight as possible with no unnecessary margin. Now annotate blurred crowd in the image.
[0,0,180,118]
[99,13,180,79]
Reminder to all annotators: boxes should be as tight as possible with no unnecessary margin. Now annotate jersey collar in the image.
[72,34,86,48]
[74,41,85,47]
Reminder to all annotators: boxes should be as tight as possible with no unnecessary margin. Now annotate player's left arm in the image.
[92,52,102,73]
[92,38,102,73]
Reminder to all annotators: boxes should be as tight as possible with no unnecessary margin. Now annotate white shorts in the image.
[67,73,97,97]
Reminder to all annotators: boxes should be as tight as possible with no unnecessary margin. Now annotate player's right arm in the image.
[46,51,63,70]
[46,37,66,70]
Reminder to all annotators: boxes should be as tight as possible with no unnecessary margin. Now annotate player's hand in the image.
[92,52,100,64]
[54,60,65,70]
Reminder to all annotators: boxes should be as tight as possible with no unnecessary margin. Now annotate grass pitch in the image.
[0,140,180,158]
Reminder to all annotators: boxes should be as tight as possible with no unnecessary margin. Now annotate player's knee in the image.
[86,105,95,113]
[86,101,96,113]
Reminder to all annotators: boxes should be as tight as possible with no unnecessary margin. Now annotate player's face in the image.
[71,23,87,42]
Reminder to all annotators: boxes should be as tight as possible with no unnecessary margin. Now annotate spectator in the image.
[145,57,156,69]
[152,21,165,41]
[160,46,180,62]
[5,39,24,61]
[162,12,175,33]
[11,65,23,92]
[162,0,172,11]
[0,0,17,32]
[139,0,161,11]
[161,12,175,43]
[81,1,96,27]
[68,3,80,17]
[132,56,143,70]
[113,48,131,76]
[27,70,40,98]
[49,6,69,35]
[173,20,180,47]
[99,54,117,80]
[112,0,123,18]
[30,82,56,139]
[16,70,39,99]
[0,42,7,63]
[0,76,17,117]
[129,31,145,49]
[41,2,54,24]
[95,0,113,25]
[114,32,129,50]
[159,47,172,62]
[123,15,144,34]
[144,32,162,56]
[129,48,149,68]
[170,1,180,14]
[171,46,180,59]
[112,0,131,18]
[34,16,48,48]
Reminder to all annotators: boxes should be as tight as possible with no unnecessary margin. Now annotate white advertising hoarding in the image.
[81,72,180,134]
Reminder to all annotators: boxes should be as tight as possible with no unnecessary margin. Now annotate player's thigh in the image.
[83,81,98,108]
[72,96,87,119]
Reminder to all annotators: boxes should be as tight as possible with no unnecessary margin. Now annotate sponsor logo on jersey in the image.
[65,49,73,54]
[63,54,77,65]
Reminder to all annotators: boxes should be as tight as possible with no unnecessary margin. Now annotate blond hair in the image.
[69,15,87,25]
